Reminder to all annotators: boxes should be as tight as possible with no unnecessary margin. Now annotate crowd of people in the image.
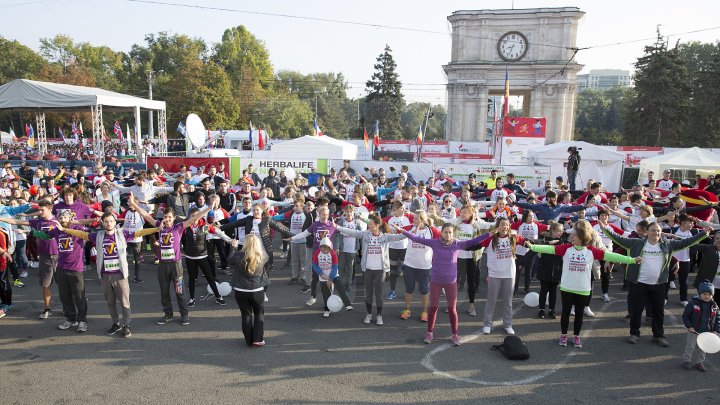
[0,158,718,369]
[0,138,185,160]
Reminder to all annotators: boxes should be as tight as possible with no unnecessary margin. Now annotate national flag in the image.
[126,123,132,151]
[503,66,510,116]
[363,127,369,150]
[416,124,423,144]
[372,120,380,147]
[113,121,123,141]
[258,128,265,150]
[312,116,323,136]
[26,123,35,147]
[78,121,84,135]
[248,121,254,150]
[9,127,17,141]
[59,128,69,145]
[177,121,186,137]
[72,122,78,136]
[264,129,269,148]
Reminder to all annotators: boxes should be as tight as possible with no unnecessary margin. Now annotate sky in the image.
[2,0,720,104]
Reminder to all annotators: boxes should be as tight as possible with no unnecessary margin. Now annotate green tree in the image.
[0,36,47,84]
[625,29,690,146]
[365,45,405,139]
[254,95,314,139]
[677,41,720,147]
[575,88,632,145]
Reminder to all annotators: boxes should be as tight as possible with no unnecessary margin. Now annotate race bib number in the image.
[103,258,120,272]
[161,248,176,261]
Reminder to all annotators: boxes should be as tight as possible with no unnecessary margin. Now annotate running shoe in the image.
[451,334,461,346]
[156,314,174,325]
[467,305,477,316]
[153,259,160,265]
[570,306,575,316]
[559,334,568,347]
[482,326,491,334]
[77,322,88,333]
[538,309,545,319]
[264,293,268,303]
[602,293,610,303]
[376,315,384,326]
[187,299,195,308]
[627,335,639,344]
[280,251,288,259]
[584,307,595,317]
[146,244,151,251]
[419,312,428,322]
[300,285,311,294]
[652,337,669,348]
[548,310,557,319]
[385,291,396,300]
[573,335,582,348]
[180,316,190,326]
[215,298,227,306]
[0,309,5,319]
[121,325,132,338]
[345,305,354,311]
[400,309,411,320]
[695,363,706,372]
[288,278,299,285]
[306,297,316,306]
[682,361,692,370]
[13,279,24,288]
[31,261,39,268]
[58,320,78,330]
[504,327,515,335]
[680,301,688,307]
[19,271,28,278]
[363,314,372,324]
[322,311,330,318]
[424,332,433,344]
[38,308,52,319]
[133,277,144,284]
[106,323,121,335]
[669,281,677,289]
[252,341,265,347]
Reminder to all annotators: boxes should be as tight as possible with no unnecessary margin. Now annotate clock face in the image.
[498,31,528,61]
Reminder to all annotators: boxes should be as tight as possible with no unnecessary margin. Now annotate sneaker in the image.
[627,335,639,344]
[264,293,268,303]
[400,309,411,320]
[77,322,88,333]
[106,323,121,335]
[121,325,132,338]
[570,306,575,316]
[695,362,706,372]
[31,261,39,268]
[187,299,195,308]
[0,304,13,312]
[322,311,330,318]
[153,259,160,265]
[482,326,491,334]
[300,285,311,294]
[19,271,28,278]
[652,337,669,347]
[252,341,265,347]
[38,308,52,319]
[13,279,24,288]
[0,309,5,319]
[573,335,582,348]
[548,310,557,319]
[538,309,545,319]
[280,251,288,259]
[345,305,354,311]
[602,293,610,303]
[223,269,232,276]
[306,297,316,306]
[133,277,144,284]
[451,334,461,346]
[682,361,693,370]
[419,312,428,322]
[146,244,151,251]
[424,332,433,344]
[584,307,595,317]
[385,291,396,300]
[559,334,568,346]
[363,314,373,324]
[180,316,190,326]
[669,281,677,289]
[58,320,78,330]
[376,315,384,326]
[680,300,688,307]
[215,298,227,306]
[288,278,298,285]
[467,305,477,316]
[504,327,515,335]
[156,314,174,325]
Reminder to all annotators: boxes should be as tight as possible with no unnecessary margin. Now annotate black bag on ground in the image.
[491,336,529,360]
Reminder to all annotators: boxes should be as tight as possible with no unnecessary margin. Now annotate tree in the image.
[677,41,720,147]
[625,29,690,146]
[0,36,47,84]
[254,95,314,139]
[574,88,631,145]
[365,45,405,139]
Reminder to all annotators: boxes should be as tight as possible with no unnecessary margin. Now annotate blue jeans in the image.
[14,239,28,271]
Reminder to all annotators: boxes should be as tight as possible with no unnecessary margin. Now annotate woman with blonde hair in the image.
[230,234,270,347]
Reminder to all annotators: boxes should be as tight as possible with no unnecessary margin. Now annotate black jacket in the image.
[182,223,209,257]
[220,216,292,266]
[694,244,720,288]
[536,234,569,283]
[229,251,269,290]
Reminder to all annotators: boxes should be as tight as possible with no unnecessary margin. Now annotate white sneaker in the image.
[570,306,575,316]
[664,299,668,306]
[482,326,491,334]
[363,314,372,324]
[681,300,688,307]
[322,311,330,318]
[306,297,316,306]
[19,271,28,278]
[264,293,269,303]
[31,261,39,268]
[504,327,515,335]
[584,307,595,317]
[669,281,677,289]
[376,315,384,326]
[602,293,610,303]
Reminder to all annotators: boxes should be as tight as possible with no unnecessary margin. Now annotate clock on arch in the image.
[497,31,528,62]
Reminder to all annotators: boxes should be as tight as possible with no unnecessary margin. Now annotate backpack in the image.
[491,336,530,360]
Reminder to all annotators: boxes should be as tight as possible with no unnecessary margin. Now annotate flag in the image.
[363,127,369,150]
[503,65,510,116]
[416,124,423,144]
[26,123,35,147]
[78,121,84,135]
[177,121,186,137]
[113,121,123,141]
[9,127,17,142]
[207,129,212,149]
[126,123,132,151]
[248,121,254,150]
[258,128,265,150]
[72,122,78,136]
[312,116,323,136]
[372,120,380,147]
[264,129,269,148]
[58,128,69,145]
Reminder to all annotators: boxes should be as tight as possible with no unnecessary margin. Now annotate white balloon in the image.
[327,294,343,312]
[206,282,220,296]
[285,167,297,181]
[697,332,720,354]
[218,282,232,297]
[523,292,540,307]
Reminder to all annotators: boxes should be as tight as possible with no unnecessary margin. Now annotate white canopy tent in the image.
[268,135,358,160]
[529,141,625,191]
[638,147,720,182]
[0,79,166,159]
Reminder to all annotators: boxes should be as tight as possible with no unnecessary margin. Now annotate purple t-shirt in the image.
[89,229,135,274]
[307,221,337,251]
[156,221,184,262]
[53,201,94,220]
[402,231,491,284]
[29,217,58,255]
[49,225,86,272]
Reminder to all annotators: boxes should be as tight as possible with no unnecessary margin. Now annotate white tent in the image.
[529,141,625,191]
[268,135,358,160]
[638,147,720,181]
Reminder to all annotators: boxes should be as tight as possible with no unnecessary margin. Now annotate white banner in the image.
[237,158,326,180]
[499,136,545,165]
[436,164,551,189]
[448,141,491,154]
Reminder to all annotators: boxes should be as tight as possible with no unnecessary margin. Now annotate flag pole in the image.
[418,105,431,162]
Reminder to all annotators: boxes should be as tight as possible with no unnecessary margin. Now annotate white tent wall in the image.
[529,141,625,191]
[269,135,358,160]
[638,147,720,183]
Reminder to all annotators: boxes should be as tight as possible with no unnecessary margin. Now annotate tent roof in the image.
[640,147,720,169]
[529,141,624,161]
[270,135,358,159]
[0,79,165,111]
[273,135,357,149]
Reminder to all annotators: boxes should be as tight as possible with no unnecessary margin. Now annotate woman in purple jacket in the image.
[391,222,491,346]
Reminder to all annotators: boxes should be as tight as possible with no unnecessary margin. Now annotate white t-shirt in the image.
[455,221,476,259]
[289,211,306,243]
[638,242,664,284]
[316,251,333,280]
[672,229,693,262]
[338,218,365,253]
[365,234,383,270]
[387,215,411,250]
[121,211,145,243]
[485,237,516,278]
[657,179,675,190]
[403,227,434,270]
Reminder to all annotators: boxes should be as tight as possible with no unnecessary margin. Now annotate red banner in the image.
[503,116,546,137]
[147,157,230,176]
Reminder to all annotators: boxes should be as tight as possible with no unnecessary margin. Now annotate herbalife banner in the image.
[231,158,328,183]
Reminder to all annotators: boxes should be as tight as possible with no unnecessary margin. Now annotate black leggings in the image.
[458,258,478,303]
[234,290,265,346]
[561,290,587,336]
[186,257,220,299]
[0,268,11,305]
[206,239,228,276]
[600,260,611,294]
[127,242,142,279]
[539,281,558,311]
